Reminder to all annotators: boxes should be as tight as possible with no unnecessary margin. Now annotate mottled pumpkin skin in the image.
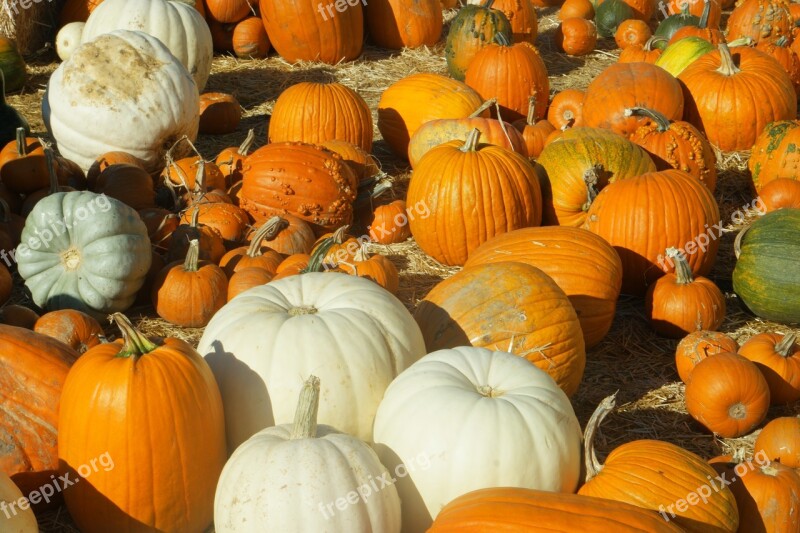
[445,2,513,80]
[429,487,686,532]
[465,226,622,348]
[534,127,656,226]
[414,262,586,397]
[732,208,800,324]
[726,0,793,45]
[749,120,800,192]
[578,439,739,532]
[492,0,538,42]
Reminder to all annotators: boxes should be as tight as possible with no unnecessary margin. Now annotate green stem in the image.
[43,144,60,194]
[246,216,288,257]
[289,375,321,439]
[625,107,671,132]
[699,0,710,29]
[775,332,797,357]
[666,247,694,284]
[302,225,350,273]
[111,312,158,358]
[484,0,495,9]
[494,32,511,46]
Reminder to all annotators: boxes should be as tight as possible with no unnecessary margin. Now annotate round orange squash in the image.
[754,415,800,467]
[675,330,738,383]
[33,309,104,354]
[738,331,800,404]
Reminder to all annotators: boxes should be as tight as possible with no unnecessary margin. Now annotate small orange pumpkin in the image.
[547,89,584,130]
[738,331,800,405]
[368,199,412,244]
[556,17,598,56]
[759,177,800,212]
[675,330,738,384]
[199,93,242,135]
[615,19,652,49]
[218,216,287,277]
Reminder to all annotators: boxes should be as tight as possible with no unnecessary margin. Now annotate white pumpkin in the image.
[43,30,199,173]
[55,22,84,61]
[0,472,39,533]
[214,376,401,532]
[16,191,152,315]
[80,0,213,90]
[197,272,426,449]
[372,347,583,532]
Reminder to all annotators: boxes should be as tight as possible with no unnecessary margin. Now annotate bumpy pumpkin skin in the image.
[365,0,443,49]
[755,416,800,467]
[58,318,227,533]
[260,0,363,63]
[584,169,720,296]
[406,132,542,266]
[44,31,200,173]
[732,208,800,324]
[748,120,800,192]
[465,226,622,349]
[414,262,586,397]
[239,142,358,234]
[0,326,79,505]
[582,62,684,137]
[534,127,656,227]
[268,82,373,152]
[16,191,152,315]
[726,0,793,45]
[377,73,486,158]
[429,487,686,532]
[445,2,513,80]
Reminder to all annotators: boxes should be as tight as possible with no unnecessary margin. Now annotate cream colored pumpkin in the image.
[214,376,401,532]
[0,473,39,533]
[55,22,85,61]
[372,347,583,532]
[80,0,213,90]
[43,30,199,173]
[197,272,426,451]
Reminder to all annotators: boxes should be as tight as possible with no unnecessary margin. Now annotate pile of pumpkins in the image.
[1,0,800,531]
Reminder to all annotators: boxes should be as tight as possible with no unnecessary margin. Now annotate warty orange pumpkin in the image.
[726,0,793,44]
[749,120,800,192]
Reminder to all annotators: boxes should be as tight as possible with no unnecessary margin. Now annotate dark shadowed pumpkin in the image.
[364,0,443,49]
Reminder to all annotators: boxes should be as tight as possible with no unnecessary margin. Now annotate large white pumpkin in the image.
[372,347,583,532]
[16,191,152,315]
[214,376,401,532]
[43,30,199,173]
[0,472,39,532]
[197,272,426,450]
[80,0,213,90]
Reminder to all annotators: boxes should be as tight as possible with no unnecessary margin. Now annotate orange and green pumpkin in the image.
[445,0,513,80]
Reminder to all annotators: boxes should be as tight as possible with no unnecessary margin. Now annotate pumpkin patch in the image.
[2,1,800,530]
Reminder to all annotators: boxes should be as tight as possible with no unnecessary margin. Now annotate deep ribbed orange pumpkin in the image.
[583,61,684,137]
[627,106,717,192]
[259,0,363,63]
[364,0,443,49]
[584,169,720,295]
[577,394,740,532]
[1,326,79,505]
[755,416,800,467]
[268,82,373,152]
[406,129,542,266]
[429,487,685,532]
[465,226,622,348]
[378,73,486,158]
[58,314,226,533]
[464,35,549,123]
[738,331,800,404]
[238,142,358,233]
[675,330,738,383]
[414,261,586,396]
[679,43,797,151]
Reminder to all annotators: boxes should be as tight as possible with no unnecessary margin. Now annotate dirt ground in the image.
[4,6,798,532]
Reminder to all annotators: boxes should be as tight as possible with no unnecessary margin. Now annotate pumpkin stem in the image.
[624,107,671,132]
[353,242,370,262]
[183,239,200,272]
[193,159,206,195]
[776,35,789,48]
[733,224,751,260]
[581,166,601,212]
[42,143,60,195]
[584,392,617,482]
[775,332,797,357]
[246,216,289,258]
[469,98,498,118]
[716,43,740,76]
[238,128,256,156]
[493,32,511,47]
[0,69,5,106]
[461,128,482,153]
[476,385,504,398]
[302,225,351,273]
[110,312,158,358]
[666,247,694,284]
[699,0,710,29]
[646,36,667,51]
[484,0,495,9]
[289,375,321,440]
[525,96,537,126]
[15,127,27,157]
[761,464,779,476]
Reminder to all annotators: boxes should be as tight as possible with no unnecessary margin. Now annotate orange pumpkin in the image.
[199,92,242,135]
[685,351,771,438]
[759,177,800,211]
[364,0,443,49]
[675,330,739,383]
[738,331,800,404]
[406,129,542,266]
[645,247,726,338]
[232,16,271,58]
[756,36,800,96]
[414,261,587,396]
[162,156,227,192]
[319,140,381,187]
[0,130,49,195]
[268,81,373,152]
[166,207,227,264]
[336,245,400,294]
[547,89,584,130]
[512,97,556,158]
[92,163,156,211]
[244,212,316,256]
[665,0,721,28]
[219,216,287,277]
[556,17,598,56]
[180,201,250,244]
[615,19,652,48]
[58,314,226,532]
[726,0,793,45]
[559,0,595,19]
[755,416,800,467]
[618,36,663,62]
[272,253,311,279]
[204,0,253,23]
[368,199,412,244]
[464,35,549,123]
[139,208,180,253]
[33,309,104,354]
[86,150,147,190]
[227,267,274,301]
